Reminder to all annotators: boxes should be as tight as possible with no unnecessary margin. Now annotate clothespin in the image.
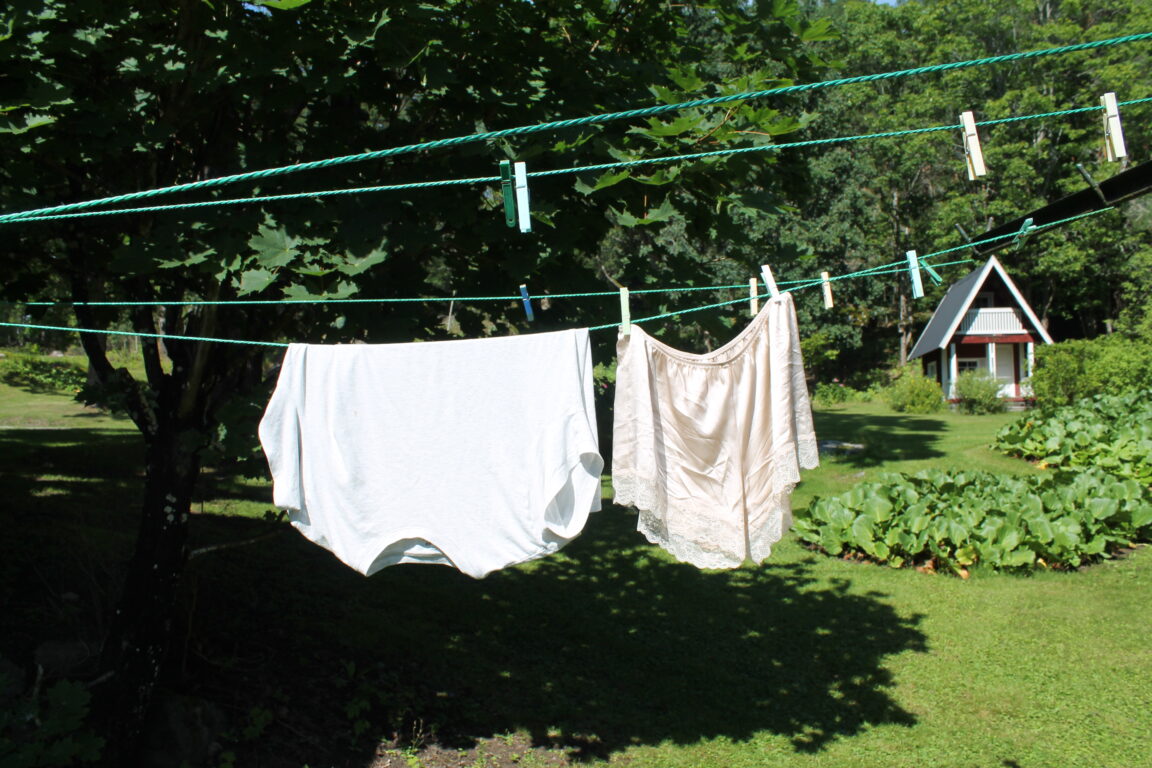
[760,265,780,298]
[618,287,631,337]
[906,250,924,300]
[519,284,534,321]
[1075,163,1110,205]
[499,161,516,228]
[820,271,834,309]
[1012,217,1035,251]
[749,278,759,317]
[960,111,987,180]
[1101,92,1127,162]
[920,257,943,286]
[513,161,532,233]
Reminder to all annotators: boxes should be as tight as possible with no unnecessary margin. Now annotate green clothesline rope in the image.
[0,321,290,348]
[2,32,1150,224]
[0,207,1115,345]
[19,284,762,307]
[10,96,1152,224]
[8,207,1117,316]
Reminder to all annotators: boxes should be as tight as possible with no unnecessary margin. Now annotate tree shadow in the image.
[0,428,144,516]
[812,410,945,467]
[187,509,929,767]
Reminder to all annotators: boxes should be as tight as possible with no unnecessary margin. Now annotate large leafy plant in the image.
[994,390,1152,485]
[793,468,1152,574]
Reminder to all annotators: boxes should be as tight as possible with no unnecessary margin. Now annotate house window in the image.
[926,361,938,380]
[974,291,995,308]
[958,359,981,374]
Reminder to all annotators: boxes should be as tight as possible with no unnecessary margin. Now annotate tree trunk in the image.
[898,292,910,365]
[95,423,203,766]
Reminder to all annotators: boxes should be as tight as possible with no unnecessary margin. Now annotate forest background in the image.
[1,0,1151,764]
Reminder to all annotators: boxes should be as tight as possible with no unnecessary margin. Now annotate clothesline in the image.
[9,203,1119,315]
[6,97,1150,224]
[0,207,1115,345]
[0,204,1116,346]
[1,32,1149,224]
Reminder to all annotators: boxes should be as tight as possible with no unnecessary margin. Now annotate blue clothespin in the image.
[519,284,534,322]
[906,250,924,300]
[1013,217,1035,251]
[499,161,516,228]
[920,257,943,285]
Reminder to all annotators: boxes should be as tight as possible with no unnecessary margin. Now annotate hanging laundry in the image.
[612,293,818,569]
[258,329,603,579]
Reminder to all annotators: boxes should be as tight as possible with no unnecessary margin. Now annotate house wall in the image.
[928,342,1028,399]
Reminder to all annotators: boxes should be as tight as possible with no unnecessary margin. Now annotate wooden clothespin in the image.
[821,271,833,309]
[1101,92,1127,162]
[618,287,630,337]
[513,161,532,233]
[499,161,517,227]
[749,277,759,316]
[760,265,780,298]
[960,111,987,180]
[519,284,534,321]
[906,250,924,300]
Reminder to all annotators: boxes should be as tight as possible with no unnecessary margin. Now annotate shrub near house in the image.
[1029,336,1152,407]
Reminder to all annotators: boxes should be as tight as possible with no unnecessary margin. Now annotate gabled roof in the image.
[908,255,1053,360]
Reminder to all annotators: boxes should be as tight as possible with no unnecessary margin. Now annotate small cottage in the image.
[909,256,1053,401]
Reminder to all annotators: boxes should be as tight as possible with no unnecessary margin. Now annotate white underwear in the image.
[258,329,602,579]
[612,293,818,569]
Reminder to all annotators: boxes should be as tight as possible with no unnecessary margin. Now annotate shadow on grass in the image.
[813,409,946,467]
[0,424,929,767]
[0,427,144,505]
[187,510,929,767]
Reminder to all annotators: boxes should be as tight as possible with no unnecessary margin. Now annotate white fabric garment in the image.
[258,329,602,579]
[612,293,819,569]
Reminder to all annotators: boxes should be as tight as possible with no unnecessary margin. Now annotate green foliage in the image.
[994,390,1152,485]
[953,370,1004,414]
[813,380,851,405]
[0,355,86,393]
[0,678,104,767]
[884,366,943,414]
[1031,336,1152,407]
[794,468,1152,574]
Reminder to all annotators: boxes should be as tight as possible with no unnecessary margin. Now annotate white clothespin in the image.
[513,161,531,233]
[760,264,779,298]
[821,271,834,309]
[960,111,986,179]
[749,277,759,316]
[906,250,924,300]
[1101,92,1128,162]
[619,287,631,337]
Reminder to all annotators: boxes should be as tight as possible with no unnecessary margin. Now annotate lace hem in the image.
[614,471,797,570]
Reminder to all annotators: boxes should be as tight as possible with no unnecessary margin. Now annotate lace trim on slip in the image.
[614,470,798,570]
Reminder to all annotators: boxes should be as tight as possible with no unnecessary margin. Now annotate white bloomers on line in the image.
[612,292,819,570]
[258,329,603,579]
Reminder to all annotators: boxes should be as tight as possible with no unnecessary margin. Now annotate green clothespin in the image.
[499,160,516,228]
[920,256,943,285]
[1012,217,1035,251]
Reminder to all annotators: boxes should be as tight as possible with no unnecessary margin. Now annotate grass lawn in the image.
[1,382,1150,768]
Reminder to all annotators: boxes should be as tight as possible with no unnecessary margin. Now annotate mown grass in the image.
[793,400,1038,512]
[1,382,1150,768]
